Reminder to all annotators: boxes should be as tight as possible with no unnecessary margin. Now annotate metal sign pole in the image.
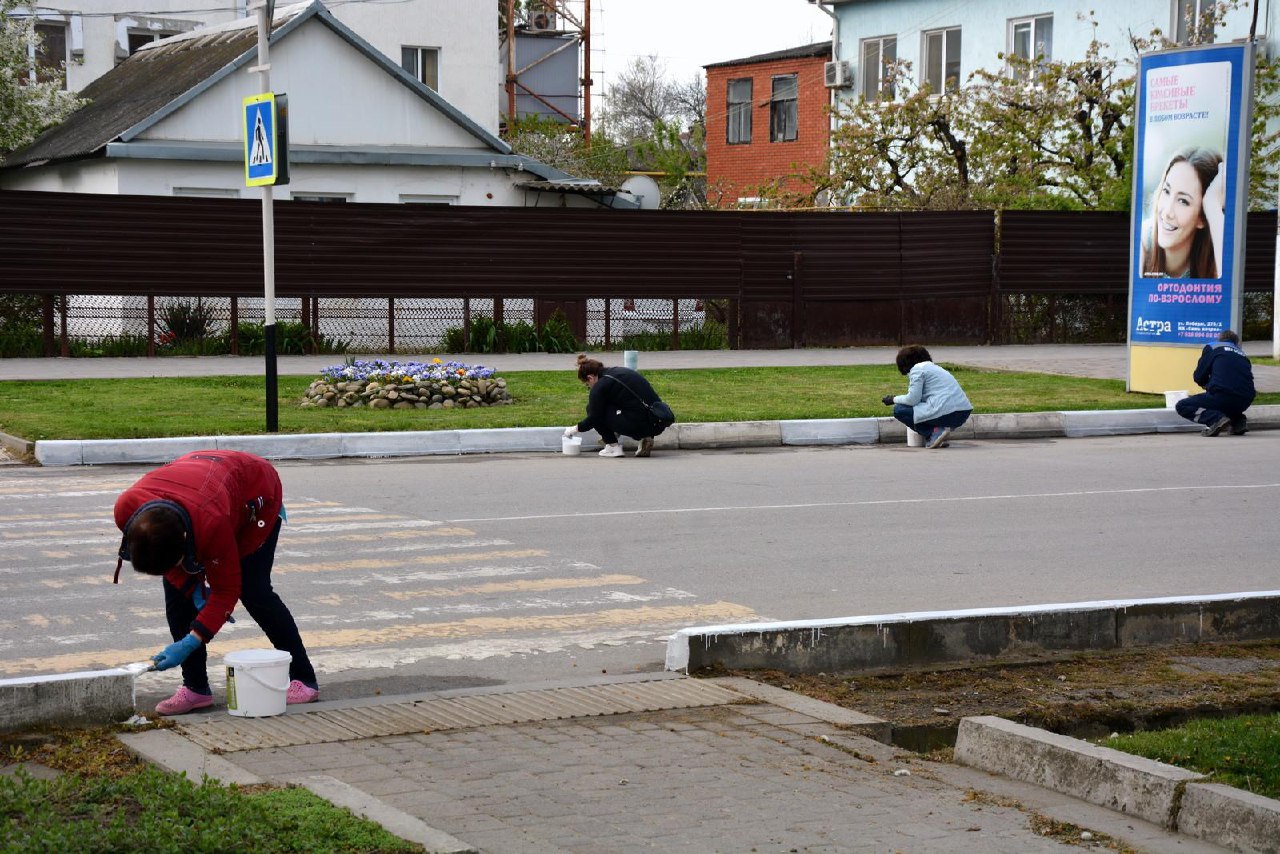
[253,0,278,431]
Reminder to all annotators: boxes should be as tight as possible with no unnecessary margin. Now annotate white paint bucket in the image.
[562,435,582,455]
[906,429,925,447]
[1164,390,1189,409]
[225,649,291,717]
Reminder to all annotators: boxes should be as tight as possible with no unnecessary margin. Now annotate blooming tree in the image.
[0,0,83,155]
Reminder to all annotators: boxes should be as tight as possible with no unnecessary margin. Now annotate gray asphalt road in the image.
[2,432,1276,709]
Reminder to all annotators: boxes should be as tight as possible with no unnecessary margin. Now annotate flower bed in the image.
[301,359,511,409]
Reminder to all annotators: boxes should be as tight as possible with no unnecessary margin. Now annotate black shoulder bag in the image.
[604,373,676,433]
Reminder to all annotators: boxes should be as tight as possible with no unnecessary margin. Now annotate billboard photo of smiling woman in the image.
[1127,41,1253,393]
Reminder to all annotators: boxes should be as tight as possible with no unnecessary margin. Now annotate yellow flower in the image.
[432,357,443,364]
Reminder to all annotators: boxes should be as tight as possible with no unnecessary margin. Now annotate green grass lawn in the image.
[1103,713,1280,799]
[0,727,420,853]
[1,364,1276,442]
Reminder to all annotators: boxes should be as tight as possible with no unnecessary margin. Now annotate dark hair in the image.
[127,505,187,575]
[1142,147,1222,279]
[1218,329,1240,345]
[895,345,932,375]
[575,353,605,382]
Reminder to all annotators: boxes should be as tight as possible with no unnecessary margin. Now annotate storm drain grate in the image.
[176,678,749,752]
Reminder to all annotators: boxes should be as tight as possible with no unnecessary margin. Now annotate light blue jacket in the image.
[892,361,972,423]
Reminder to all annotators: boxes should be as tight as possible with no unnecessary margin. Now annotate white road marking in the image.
[446,482,1280,523]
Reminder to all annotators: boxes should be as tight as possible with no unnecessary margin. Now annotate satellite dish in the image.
[619,175,661,210]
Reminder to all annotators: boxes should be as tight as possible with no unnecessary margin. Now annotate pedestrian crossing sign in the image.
[244,93,279,187]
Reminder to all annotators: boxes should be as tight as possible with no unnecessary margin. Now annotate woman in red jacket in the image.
[115,450,319,715]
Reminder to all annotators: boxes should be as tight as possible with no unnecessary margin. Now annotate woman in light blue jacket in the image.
[881,345,972,449]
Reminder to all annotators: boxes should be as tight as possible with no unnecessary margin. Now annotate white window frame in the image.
[860,34,896,102]
[289,193,352,203]
[126,29,178,55]
[922,26,962,95]
[173,187,241,198]
[726,77,752,145]
[30,19,69,86]
[399,194,458,206]
[1173,0,1215,44]
[401,45,440,91]
[769,74,798,143]
[1008,14,1052,81]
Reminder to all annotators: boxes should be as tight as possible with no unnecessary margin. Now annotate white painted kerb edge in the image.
[663,589,1280,671]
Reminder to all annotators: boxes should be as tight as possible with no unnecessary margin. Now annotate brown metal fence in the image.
[1,190,1274,355]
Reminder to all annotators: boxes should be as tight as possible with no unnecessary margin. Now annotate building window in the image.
[400,194,457,206]
[1009,15,1052,80]
[401,46,439,91]
[33,21,68,86]
[726,78,752,144]
[860,35,896,101]
[1174,0,1215,44]
[770,74,798,143]
[922,26,961,94]
[173,188,240,198]
[291,194,350,203]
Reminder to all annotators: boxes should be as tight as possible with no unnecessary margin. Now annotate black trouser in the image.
[1175,391,1252,430]
[163,518,317,694]
[594,410,658,444]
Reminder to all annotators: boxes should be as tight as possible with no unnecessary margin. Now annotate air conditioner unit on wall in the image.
[824,60,852,89]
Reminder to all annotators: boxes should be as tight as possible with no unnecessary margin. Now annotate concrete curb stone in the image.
[956,716,1280,853]
[30,403,1280,467]
[0,669,134,731]
[1179,782,1280,853]
[955,715,1205,829]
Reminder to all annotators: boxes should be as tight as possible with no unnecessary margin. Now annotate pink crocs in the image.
[155,685,214,716]
[286,680,319,705]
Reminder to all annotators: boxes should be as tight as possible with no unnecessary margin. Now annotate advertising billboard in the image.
[1127,42,1253,392]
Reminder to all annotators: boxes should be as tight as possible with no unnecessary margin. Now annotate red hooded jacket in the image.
[114,450,282,641]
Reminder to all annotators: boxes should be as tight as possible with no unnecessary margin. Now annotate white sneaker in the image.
[635,437,654,458]
[599,444,624,457]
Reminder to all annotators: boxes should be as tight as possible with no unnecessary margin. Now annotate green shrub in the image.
[66,335,151,358]
[159,298,217,344]
[501,320,540,353]
[469,315,499,353]
[440,314,578,354]
[538,309,578,353]
[231,321,349,356]
[0,325,45,358]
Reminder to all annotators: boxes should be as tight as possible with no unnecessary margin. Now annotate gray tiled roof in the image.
[703,41,831,70]
[4,20,267,168]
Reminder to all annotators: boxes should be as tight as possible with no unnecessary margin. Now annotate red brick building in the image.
[704,42,831,209]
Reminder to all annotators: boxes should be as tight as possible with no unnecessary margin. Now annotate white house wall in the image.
[832,0,1272,106]
[138,21,482,150]
[35,0,496,131]
[333,0,499,134]
[0,159,119,193]
[108,159,536,205]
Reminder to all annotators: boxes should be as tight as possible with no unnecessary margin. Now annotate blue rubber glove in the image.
[193,582,209,611]
[152,634,202,671]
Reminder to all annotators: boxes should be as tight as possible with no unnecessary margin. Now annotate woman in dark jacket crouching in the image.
[564,354,668,457]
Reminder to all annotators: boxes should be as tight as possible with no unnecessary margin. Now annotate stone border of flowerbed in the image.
[301,359,510,410]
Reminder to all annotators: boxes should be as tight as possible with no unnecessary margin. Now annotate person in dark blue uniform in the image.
[1175,330,1255,436]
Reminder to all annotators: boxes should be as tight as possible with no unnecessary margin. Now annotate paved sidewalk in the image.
[123,673,1223,853]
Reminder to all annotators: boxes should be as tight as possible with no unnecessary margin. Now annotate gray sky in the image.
[592,0,833,90]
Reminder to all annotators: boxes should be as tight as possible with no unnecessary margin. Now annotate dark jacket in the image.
[114,450,283,641]
[576,367,659,434]
[1193,342,1256,402]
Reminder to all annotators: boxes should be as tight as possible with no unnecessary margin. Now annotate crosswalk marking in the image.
[382,574,648,600]
[284,548,549,574]
[0,602,755,676]
[0,478,760,683]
